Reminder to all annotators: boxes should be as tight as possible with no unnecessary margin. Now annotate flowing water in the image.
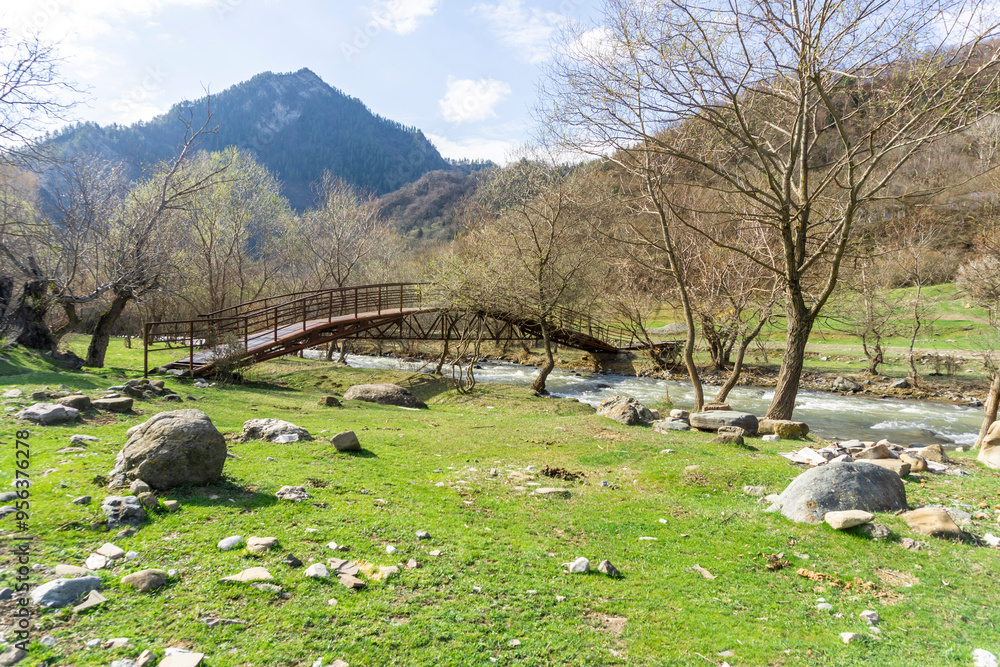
[321,353,984,447]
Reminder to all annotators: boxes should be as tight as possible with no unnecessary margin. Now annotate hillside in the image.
[378,169,485,242]
[43,69,450,209]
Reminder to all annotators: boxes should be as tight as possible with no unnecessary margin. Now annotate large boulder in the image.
[689,411,759,435]
[977,421,1000,470]
[16,403,78,424]
[56,394,91,410]
[769,461,908,524]
[109,410,227,490]
[758,419,810,438]
[30,576,101,608]
[596,396,654,426]
[833,376,862,392]
[344,383,427,409]
[241,419,312,442]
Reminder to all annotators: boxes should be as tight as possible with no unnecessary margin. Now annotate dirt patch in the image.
[874,568,919,588]
[541,466,585,482]
[593,428,629,443]
[590,612,628,637]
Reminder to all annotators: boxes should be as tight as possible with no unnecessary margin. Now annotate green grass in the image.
[1,338,1000,665]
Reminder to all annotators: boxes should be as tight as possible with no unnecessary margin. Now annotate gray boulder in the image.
[56,394,91,410]
[101,496,146,529]
[833,376,862,392]
[30,576,101,608]
[110,410,227,490]
[92,397,134,413]
[343,383,427,409]
[769,461,908,524]
[597,396,654,426]
[241,418,312,442]
[16,403,78,424]
[653,419,690,433]
[331,430,361,452]
[689,411,759,435]
[890,378,910,389]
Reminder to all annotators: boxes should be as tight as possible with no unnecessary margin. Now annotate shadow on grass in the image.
[165,477,279,509]
[341,448,378,459]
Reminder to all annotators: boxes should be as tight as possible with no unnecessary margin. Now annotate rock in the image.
[977,421,1000,469]
[1,388,23,398]
[833,376,862,392]
[899,452,928,472]
[855,444,894,460]
[534,487,571,498]
[839,632,863,644]
[72,495,91,505]
[596,395,654,425]
[817,602,834,611]
[130,479,152,495]
[162,500,180,512]
[305,563,330,579]
[137,491,160,511]
[405,559,421,569]
[566,557,590,573]
[85,553,108,570]
[385,545,397,554]
[416,530,431,540]
[669,409,690,419]
[597,560,621,577]
[711,433,745,445]
[282,554,303,567]
[72,589,107,612]
[855,522,894,540]
[30,576,101,608]
[70,434,100,445]
[824,510,874,530]
[331,430,361,452]
[890,378,910,389]
[328,559,360,576]
[220,567,274,583]
[135,650,156,667]
[55,564,91,577]
[276,486,311,502]
[702,402,731,411]
[860,610,881,625]
[319,395,341,407]
[743,485,768,497]
[120,569,167,593]
[101,496,146,529]
[858,459,910,478]
[241,418,312,442]
[0,588,11,601]
[717,425,748,436]
[653,418,690,432]
[903,507,962,538]
[0,647,26,666]
[974,649,999,667]
[217,535,245,551]
[770,461,908,524]
[92,397,134,413]
[761,434,779,442]
[97,543,126,560]
[918,443,950,463]
[16,403,78,424]
[338,574,366,589]
[758,419,810,438]
[344,383,427,408]
[247,536,279,553]
[689,411,759,435]
[985,533,1000,548]
[56,394,91,410]
[157,653,205,667]
[110,410,226,490]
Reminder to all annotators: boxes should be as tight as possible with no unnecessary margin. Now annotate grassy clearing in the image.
[1,339,1000,665]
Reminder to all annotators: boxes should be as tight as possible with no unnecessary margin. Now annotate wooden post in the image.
[188,320,194,377]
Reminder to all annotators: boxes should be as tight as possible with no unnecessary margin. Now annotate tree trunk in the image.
[13,279,57,351]
[435,338,449,375]
[766,301,814,420]
[337,340,350,364]
[51,301,81,348]
[530,321,555,394]
[976,371,1000,449]
[715,338,751,404]
[85,291,131,367]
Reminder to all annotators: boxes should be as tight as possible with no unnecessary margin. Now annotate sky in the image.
[2,0,603,164]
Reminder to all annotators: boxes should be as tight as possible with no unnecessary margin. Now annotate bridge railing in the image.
[144,283,426,376]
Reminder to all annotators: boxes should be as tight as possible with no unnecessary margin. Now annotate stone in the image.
[130,479,152,495]
[817,602,834,612]
[217,535,245,551]
[973,649,999,667]
[855,444,894,460]
[858,459,910,477]
[110,410,226,490]
[331,430,361,452]
[56,394,91,410]
[1,388,22,398]
[137,491,160,511]
[840,632,863,644]
[770,461,908,524]
[120,568,168,593]
[343,383,427,408]
[890,378,910,389]
[276,486,311,502]
[16,403,78,424]
[378,565,400,579]
[833,376,862,392]
[240,419,312,442]
[429,550,442,556]
[534,487,571,498]
[30,575,101,608]
[72,589,107,612]
[920,444,950,463]
[717,425,748,436]
[977,421,1000,469]
[0,647,26,666]
[72,495,91,505]
[855,522,894,540]
[743,485,768,497]
[416,530,431,540]
[246,536,279,552]
[824,510,874,530]
[762,434,780,442]
[566,557,590,573]
[860,610,881,625]
[136,650,156,667]
[689,411,759,435]
[328,559,360,576]
[102,496,146,529]
[669,409,690,419]
[903,507,962,538]
[220,567,274,583]
[405,559,421,569]
[711,433,745,445]
[0,588,11,601]
[596,395,654,425]
[157,653,205,667]
[163,500,180,512]
[96,543,126,560]
[597,560,621,577]
[653,419,690,433]
[758,419,810,438]
[702,402,731,411]
[92,397,134,413]
[899,452,928,472]
[55,564,91,577]
[338,574,366,589]
[386,545,397,554]
[70,434,100,446]
[319,395,341,407]
[305,563,330,579]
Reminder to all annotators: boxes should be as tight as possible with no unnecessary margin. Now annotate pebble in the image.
[860,610,881,625]
[817,602,834,612]
[405,559,421,569]
[305,563,330,579]
[555,595,566,602]
[597,560,621,577]
[328,542,350,552]
[566,557,590,573]
[72,496,92,505]
[973,649,999,667]
[386,545,397,554]
[125,550,138,561]
[40,636,56,646]
[283,554,304,568]
[429,550,442,557]
[246,536,279,553]
[840,632,863,644]
[86,638,101,648]
[217,536,245,551]
[416,530,431,540]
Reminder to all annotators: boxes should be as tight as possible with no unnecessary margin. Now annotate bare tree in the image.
[545,0,1000,418]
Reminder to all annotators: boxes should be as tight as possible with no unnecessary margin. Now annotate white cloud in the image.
[438,77,511,123]
[427,132,517,164]
[568,26,616,61]
[367,0,440,36]
[472,0,566,64]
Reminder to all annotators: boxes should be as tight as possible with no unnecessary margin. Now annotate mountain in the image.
[378,169,486,242]
[43,68,451,209]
